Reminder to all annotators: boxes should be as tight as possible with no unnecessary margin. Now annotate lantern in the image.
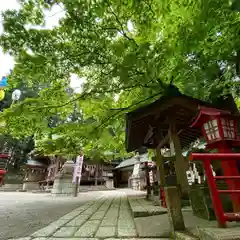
[191,106,240,147]
[12,89,21,101]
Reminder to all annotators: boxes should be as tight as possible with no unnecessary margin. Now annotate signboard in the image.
[72,155,84,184]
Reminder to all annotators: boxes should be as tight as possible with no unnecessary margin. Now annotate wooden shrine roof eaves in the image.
[125,95,217,153]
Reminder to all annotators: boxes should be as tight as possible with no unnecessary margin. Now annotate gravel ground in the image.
[0,191,102,240]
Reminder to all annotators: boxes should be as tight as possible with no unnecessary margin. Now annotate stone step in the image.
[175,231,199,240]
[0,183,22,191]
[197,227,240,240]
[32,189,51,193]
[128,196,168,218]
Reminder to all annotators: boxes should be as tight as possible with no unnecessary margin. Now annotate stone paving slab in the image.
[53,226,78,237]
[175,231,200,240]
[198,227,240,240]
[31,219,69,237]
[134,214,170,238]
[75,219,101,237]
[16,192,172,240]
[105,239,170,240]
[18,238,170,240]
[128,197,167,218]
[12,238,31,240]
[96,226,116,238]
[66,214,90,226]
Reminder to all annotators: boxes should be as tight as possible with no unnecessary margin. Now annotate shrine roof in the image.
[125,95,218,152]
[115,153,150,169]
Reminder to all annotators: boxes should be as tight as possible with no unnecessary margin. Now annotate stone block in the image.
[120,204,130,210]
[75,220,100,237]
[110,204,119,208]
[53,227,78,237]
[59,210,81,220]
[118,217,136,237]
[118,218,135,228]
[90,211,106,220]
[119,210,132,219]
[95,226,116,237]
[23,182,39,191]
[134,214,170,238]
[83,204,102,215]
[74,204,94,213]
[198,227,240,240]
[51,172,74,195]
[101,217,118,226]
[117,225,137,237]
[12,238,31,240]
[103,239,170,240]
[106,212,119,218]
[31,219,68,237]
[105,179,114,189]
[66,215,90,226]
[48,238,99,240]
[175,231,199,240]
[98,205,110,211]
[31,238,47,240]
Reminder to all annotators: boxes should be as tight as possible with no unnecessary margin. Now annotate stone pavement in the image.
[11,190,170,240]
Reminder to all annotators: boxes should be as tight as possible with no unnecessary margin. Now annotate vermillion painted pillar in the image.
[168,124,189,197]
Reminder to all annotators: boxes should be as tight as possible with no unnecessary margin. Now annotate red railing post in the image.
[219,146,240,212]
[202,158,226,227]
[160,185,167,208]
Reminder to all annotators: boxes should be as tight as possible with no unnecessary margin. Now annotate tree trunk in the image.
[168,124,189,197]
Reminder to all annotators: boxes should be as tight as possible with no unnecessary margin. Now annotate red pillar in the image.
[219,145,240,212]
[203,158,226,227]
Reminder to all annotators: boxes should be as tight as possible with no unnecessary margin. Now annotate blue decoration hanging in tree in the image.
[0,77,8,88]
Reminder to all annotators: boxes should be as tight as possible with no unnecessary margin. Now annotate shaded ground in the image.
[0,191,102,239]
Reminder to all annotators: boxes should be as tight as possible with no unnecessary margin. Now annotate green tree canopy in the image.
[0,0,240,157]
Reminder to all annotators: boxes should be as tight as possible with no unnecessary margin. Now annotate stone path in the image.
[11,191,170,240]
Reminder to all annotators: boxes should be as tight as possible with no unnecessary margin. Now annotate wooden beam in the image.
[144,125,155,144]
[168,123,189,196]
[155,147,166,186]
[157,129,183,149]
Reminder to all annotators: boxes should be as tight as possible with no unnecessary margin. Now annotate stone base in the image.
[51,173,74,196]
[105,179,114,189]
[0,183,23,191]
[175,231,199,240]
[129,197,167,218]
[23,182,39,191]
[149,194,162,206]
[131,177,141,191]
[198,227,240,240]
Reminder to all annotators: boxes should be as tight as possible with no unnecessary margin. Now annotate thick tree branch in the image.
[106,1,138,47]
[14,82,160,111]
[95,91,162,130]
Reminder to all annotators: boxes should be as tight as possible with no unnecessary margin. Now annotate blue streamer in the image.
[0,77,8,88]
